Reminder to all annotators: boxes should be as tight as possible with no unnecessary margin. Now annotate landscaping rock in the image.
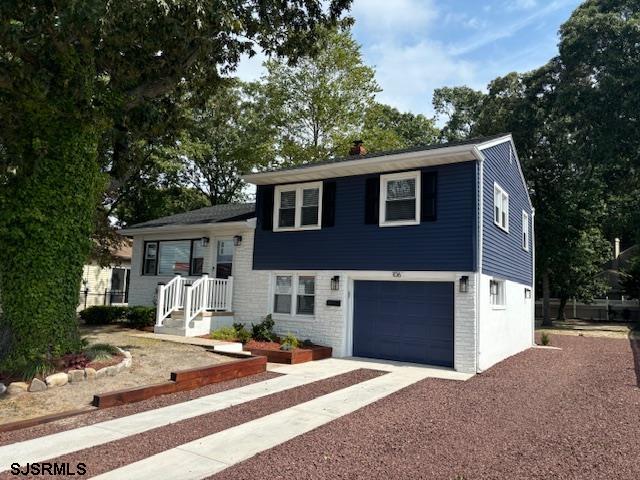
[95,368,108,379]
[45,372,68,388]
[123,350,132,359]
[29,378,47,392]
[84,368,97,381]
[0,383,6,395]
[106,365,118,376]
[7,382,29,395]
[67,369,85,383]
[123,357,132,368]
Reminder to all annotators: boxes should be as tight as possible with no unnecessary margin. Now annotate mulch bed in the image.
[0,369,385,479]
[0,371,281,446]
[211,335,640,480]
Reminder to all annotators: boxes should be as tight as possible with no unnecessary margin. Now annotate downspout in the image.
[531,208,536,346]
[474,147,485,374]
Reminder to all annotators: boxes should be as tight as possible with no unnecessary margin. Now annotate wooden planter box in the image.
[245,345,332,364]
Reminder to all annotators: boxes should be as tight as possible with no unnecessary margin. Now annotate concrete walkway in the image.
[0,358,471,475]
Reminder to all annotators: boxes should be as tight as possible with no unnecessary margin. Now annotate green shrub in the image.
[251,314,276,342]
[280,333,299,350]
[233,323,252,344]
[79,306,128,325]
[4,356,56,381]
[301,338,313,347]
[83,343,121,361]
[540,332,550,346]
[126,306,156,329]
[211,326,239,341]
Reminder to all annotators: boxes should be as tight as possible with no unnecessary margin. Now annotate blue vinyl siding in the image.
[253,161,477,271]
[482,141,533,285]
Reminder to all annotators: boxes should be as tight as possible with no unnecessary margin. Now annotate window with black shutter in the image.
[421,171,437,221]
[364,176,380,224]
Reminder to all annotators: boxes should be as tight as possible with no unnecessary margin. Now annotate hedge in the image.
[79,306,156,328]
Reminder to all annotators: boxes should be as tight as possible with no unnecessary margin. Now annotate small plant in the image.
[251,314,277,342]
[233,323,252,344]
[540,332,550,346]
[84,343,121,361]
[301,338,313,347]
[126,307,156,329]
[280,333,299,350]
[211,326,239,341]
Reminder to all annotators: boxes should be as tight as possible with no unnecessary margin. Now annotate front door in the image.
[215,239,234,279]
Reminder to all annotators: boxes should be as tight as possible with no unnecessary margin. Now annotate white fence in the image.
[535,298,640,322]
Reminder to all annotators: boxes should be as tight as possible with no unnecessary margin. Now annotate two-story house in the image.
[121,134,534,373]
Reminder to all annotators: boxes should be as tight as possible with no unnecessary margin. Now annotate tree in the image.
[432,86,486,141]
[176,80,277,205]
[0,1,352,370]
[261,27,380,165]
[621,253,640,300]
[338,103,439,153]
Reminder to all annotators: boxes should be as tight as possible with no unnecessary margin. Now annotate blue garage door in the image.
[353,281,454,367]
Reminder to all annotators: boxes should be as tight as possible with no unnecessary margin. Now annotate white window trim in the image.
[493,182,509,232]
[522,210,529,251]
[489,278,506,309]
[270,273,316,318]
[273,181,323,232]
[379,170,421,227]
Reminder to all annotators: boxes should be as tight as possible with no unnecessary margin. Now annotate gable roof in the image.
[243,134,509,185]
[120,203,255,233]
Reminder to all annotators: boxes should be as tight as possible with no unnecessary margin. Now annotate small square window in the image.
[274,182,322,231]
[380,171,420,226]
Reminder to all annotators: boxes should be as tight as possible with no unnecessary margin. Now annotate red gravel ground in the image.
[0,371,281,445]
[0,369,384,480]
[211,335,640,480]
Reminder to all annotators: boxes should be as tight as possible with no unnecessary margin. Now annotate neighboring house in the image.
[596,239,638,300]
[78,241,132,310]
[121,134,534,373]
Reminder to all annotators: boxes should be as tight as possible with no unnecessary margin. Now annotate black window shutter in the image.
[259,185,274,230]
[364,176,380,224]
[421,171,437,221]
[322,181,336,227]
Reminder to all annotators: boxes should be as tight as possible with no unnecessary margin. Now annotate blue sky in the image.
[236,0,583,117]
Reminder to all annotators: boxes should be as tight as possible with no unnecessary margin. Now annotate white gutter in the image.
[119,219,254,236]
[474,146,485,374]
[243,144,484,185]
[531,207,536,346]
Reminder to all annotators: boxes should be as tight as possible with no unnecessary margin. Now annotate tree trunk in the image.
[556,296,568,321]
[542,271,553,327]
[0,120,103,369]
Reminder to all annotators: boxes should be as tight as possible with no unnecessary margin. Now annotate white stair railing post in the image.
[184,285,192,331]
[201,274,209,311]
[225,276,233,312]
[156,282,165,326]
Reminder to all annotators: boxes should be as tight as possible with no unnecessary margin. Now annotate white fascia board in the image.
[476,134,534,211]
[243,144,482,185]
[119,220,255,236]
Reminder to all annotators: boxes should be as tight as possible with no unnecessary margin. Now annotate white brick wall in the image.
[454,273,477,373]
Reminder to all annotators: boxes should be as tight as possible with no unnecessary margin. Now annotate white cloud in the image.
[505,0,538,10]
[350,0,438,40]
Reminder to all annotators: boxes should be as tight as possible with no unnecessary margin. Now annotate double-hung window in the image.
[142,239,206,276]
[494,183,509,232]
[522,211,529,251]
[272,274,316,316]
[380,171,421,226]
[274,182,322,231]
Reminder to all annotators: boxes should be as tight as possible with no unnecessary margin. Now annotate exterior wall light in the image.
[233,235,243,246]
[525,288,532,299]
[200,237,209,247]
[331,275,340,291]
[459,275,469,293]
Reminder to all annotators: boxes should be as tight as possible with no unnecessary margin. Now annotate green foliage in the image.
[280,333,299,350]
[4,356,56,382]
[232,323,252,344]
[83,343,121,361]
[126,306,156,329]
[540,333,550,346]
[301,339,314,348]
[251,314,277,342]
[261,27,380,165]
[621,253,640,300]
[79,306,129,325]
[211,326,239,341]
[433,86,486,141]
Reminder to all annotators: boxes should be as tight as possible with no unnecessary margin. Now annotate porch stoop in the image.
[154,311,235,337]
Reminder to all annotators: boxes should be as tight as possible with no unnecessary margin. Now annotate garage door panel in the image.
[353,280,454,367]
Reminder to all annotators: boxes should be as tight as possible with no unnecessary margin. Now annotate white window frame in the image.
[522,210,529,251]
[489,278,506,308]
[379,170,421,227]
[493,182,509,232]
[273,181,323,232]
[271,274,316,318]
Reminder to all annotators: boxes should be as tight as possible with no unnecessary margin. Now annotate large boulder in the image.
[84,368,97,381]
[29,378,47,392]
[45,372,68,388]
[0,383,6,395]
[67,369,85,383]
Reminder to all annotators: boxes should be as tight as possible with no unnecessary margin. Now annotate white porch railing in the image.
[156,275,233,327]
